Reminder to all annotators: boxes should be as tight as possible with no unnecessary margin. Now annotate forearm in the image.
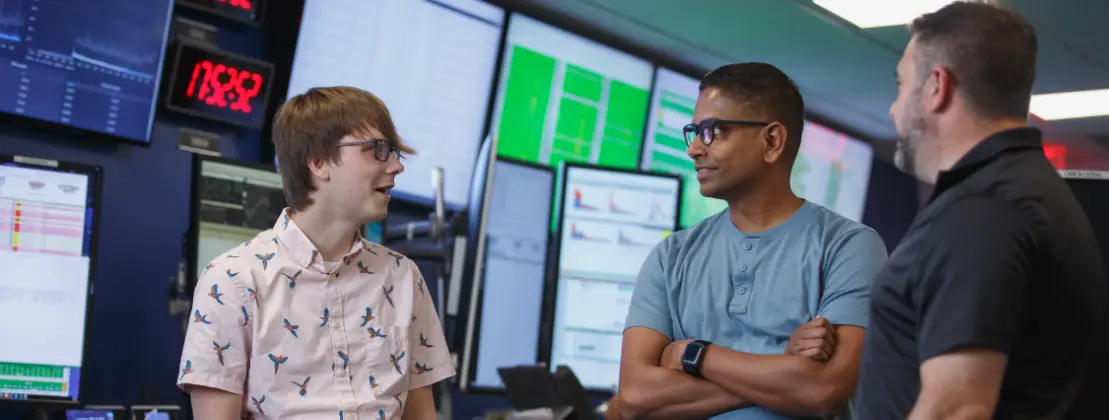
[621,365,748,419]
[700,347,844,417]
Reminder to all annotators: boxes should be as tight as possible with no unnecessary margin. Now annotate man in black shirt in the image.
[857,2,1108,419]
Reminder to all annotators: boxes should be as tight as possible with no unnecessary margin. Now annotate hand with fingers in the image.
[785,315,837,362]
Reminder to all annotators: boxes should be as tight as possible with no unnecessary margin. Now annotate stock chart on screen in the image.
[0,0,173,143]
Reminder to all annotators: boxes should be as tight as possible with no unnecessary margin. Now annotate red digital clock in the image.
[177,0,264,24]
[166,42,274,129]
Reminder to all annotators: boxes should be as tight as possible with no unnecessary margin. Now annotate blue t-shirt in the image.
[625,201,889,419]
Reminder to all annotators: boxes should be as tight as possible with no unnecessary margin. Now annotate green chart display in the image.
[641,68,727,228]
[492,14,654,230]
[496,45,648,169]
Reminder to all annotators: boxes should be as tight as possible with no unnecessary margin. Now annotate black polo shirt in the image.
[856,127,1108,419]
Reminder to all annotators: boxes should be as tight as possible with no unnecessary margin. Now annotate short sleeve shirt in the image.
[177,210,455,419]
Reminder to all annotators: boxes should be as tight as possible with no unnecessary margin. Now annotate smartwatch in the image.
[680,340,712,377]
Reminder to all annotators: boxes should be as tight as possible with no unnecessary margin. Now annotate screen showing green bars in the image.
[0,362,68,394]
[492,14,654,230]
[640,68,727,228]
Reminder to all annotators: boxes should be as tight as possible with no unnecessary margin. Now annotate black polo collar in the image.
[931,127,1043,201]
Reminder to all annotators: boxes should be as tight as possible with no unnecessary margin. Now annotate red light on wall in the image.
[1043,143,1067,169]
[218,0,253,11]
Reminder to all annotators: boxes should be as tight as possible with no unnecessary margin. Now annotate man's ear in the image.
[307,157,330,182]
[927,66,955,113]
[763,122,788,164]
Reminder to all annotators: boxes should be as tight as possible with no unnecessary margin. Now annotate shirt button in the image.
[739,287,748,295]
[740,264,748,271]
[744,243,752,250]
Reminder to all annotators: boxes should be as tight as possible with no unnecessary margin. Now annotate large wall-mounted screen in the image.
[546,164,680,392]
[640,68,727,228]
[0,0,174,143]
[791,121,873,222]
[286,0,504,208]
[0,154,102,404]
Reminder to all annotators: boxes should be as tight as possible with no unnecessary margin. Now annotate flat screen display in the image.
[0,0,174,143]
[0,154,101,404]
[491,13,653,230]
[466,158,553,390]
[548,164,680,392]
[191,158,285,283]
[640,67,727,228]
[164,42,275,129]
[791,121,873,222]
[286,0,504,208]
[641,68,874,225]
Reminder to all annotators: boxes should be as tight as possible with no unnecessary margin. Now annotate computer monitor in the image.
[459,157,555,392]
[791,121,873,222]
[286,0,505,208]
[187,156,285,290]
[545,163,681,392]
[0,0,175,144]
[363,220,385,244]
[0,153,102,405]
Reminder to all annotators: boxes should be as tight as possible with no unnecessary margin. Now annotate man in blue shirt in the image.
[615,62,888,419]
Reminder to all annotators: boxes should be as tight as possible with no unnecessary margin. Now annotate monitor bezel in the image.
[0,153,104,408]
[540,161,682,395]
[185,154,282,297]
[174,0,267,26]
[461,156,557,394]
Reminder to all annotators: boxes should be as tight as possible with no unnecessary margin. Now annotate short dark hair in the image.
[699,62,805,161]
[910,1,1037,119]
[273,86,415,212]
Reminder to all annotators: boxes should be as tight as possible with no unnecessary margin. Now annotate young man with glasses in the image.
[177,86,453,419]
[613,63,888,419]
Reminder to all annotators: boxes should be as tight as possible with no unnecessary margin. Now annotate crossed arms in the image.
[617,318,862,419]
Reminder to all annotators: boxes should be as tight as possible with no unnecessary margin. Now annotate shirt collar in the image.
[931,127,1043,202]
[273,209,364,271]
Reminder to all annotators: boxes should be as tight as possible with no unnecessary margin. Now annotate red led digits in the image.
[184,59,263,114]
[217,0,253,11]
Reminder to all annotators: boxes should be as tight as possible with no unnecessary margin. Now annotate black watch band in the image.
[681,340,712,377]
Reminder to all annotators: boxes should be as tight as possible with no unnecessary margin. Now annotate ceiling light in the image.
[812,0,960,29]
[1031,89,1109,120]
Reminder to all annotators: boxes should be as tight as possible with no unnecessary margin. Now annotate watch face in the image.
[681,343,704,365]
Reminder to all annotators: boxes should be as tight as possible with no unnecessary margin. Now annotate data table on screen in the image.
[287,0,503,207]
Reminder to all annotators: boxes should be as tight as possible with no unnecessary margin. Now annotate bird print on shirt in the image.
[311,249,319,262]
[283,213,290,230]
[319,308,330,327]
[360,307,375,326]
[378,409,385,420]
[212,341,231,365]
[363,242,379,256]
[414,362,433,374]
[357,261,373,275]
[204,262,215,273]
[241,306,249,326]
[338,351,350,370]
[416,276,425,296]
[193,309,211,324]
[271,236,279,246]
[247,287,258,301]
[383,285,395,308]
[419,333,433,348]
[282,269,302,289]
[391,352,405,375]
[387,251,403,266]
[369,375,379,389]
[268,354,288,374]
[255,252,275,270]
[227,269,238,278]
[283,318,299,338]
[368,327,387,338]
[209,284,224,305]
[292,376,310,397]
[251,395,266,415]
[343,249,361,265]
[179,360,192,380]
[393,394,403,410]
